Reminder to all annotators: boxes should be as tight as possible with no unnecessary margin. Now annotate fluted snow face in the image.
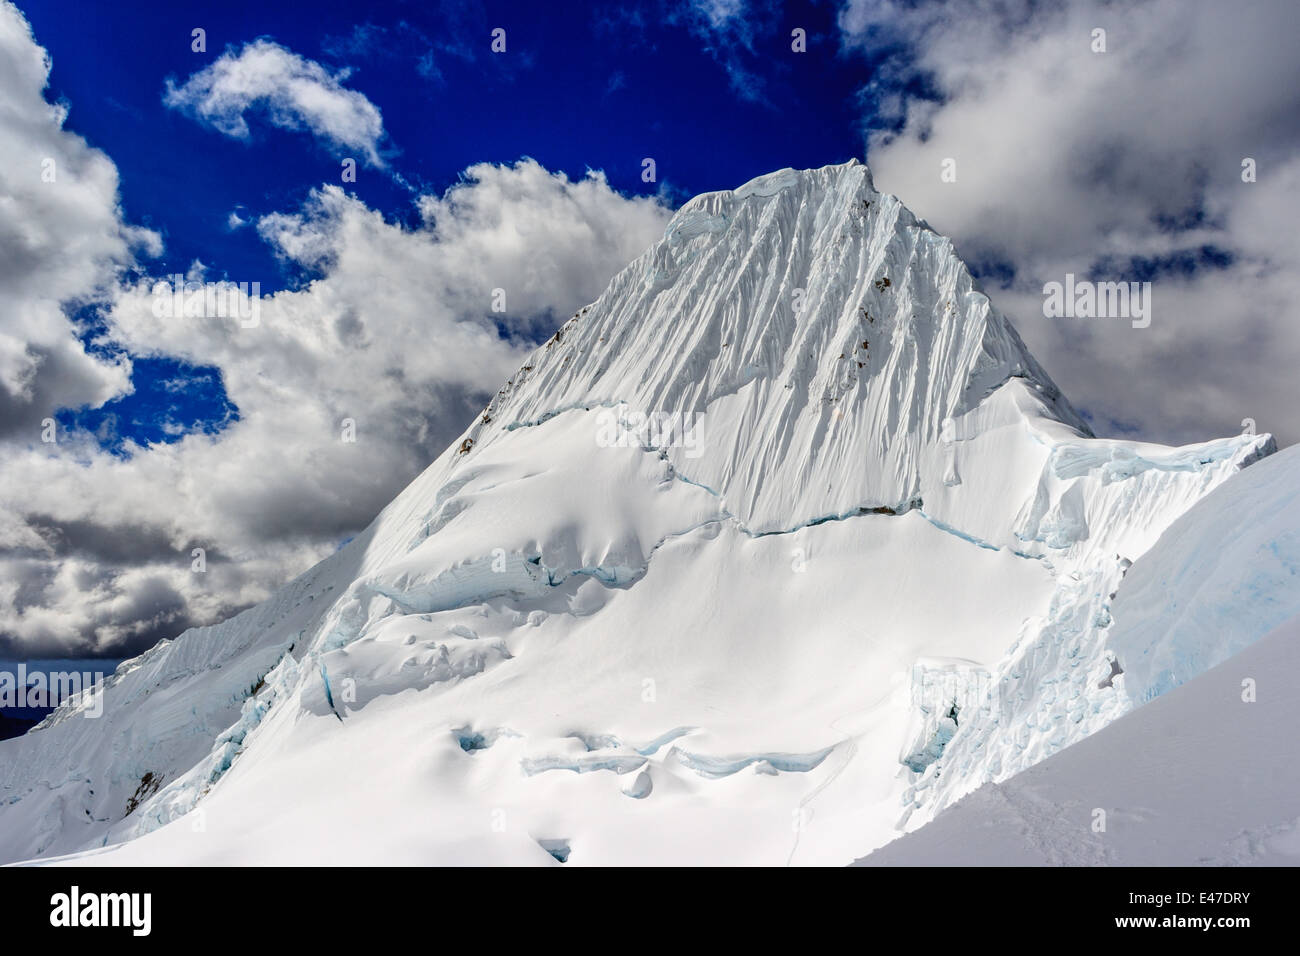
[464,161,1086,532]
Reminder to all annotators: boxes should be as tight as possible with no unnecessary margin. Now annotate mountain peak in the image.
[462,162,1086,532]
[0,164,1273,869]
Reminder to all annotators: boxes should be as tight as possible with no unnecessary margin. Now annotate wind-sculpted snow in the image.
[456,160,1088,534]
[1015,433,1275,564]
[898,432,1272,824]
[0,162,1280,866]
[859,612,1300,867]
[1106,443,1300,704]
[669,745,836,779]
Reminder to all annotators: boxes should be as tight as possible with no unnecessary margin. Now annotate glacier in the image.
[0,161,1282,866]
[859,448,1300,866]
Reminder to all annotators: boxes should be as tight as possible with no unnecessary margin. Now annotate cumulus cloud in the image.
[164,39,388,167]
[841,0,1300,446]
[0,2,158,441]
[0,7,672,657]
[1,162,669,656]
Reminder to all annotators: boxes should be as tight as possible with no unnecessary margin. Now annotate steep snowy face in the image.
[456,161,1087,533]
[861,450,1300,866]
[0,163,1277,867]
[1106,443,1300,704]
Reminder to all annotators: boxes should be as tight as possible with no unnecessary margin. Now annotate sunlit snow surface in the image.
[861,460,1300,867]
[0,163,1279,866]
[861,449,1300,866]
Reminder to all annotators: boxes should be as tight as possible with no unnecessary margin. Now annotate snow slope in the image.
[858,622,1300,866]
[1107,443,1300,705]
[0,162,1276,866]
[860,445,1300,865]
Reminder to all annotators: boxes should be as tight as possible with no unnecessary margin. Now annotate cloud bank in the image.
[0,3,670,657]
[842,0,1300,445]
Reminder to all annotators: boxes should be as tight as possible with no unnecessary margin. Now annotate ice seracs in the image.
[0,162,1279,866]
[860,446,1300,865]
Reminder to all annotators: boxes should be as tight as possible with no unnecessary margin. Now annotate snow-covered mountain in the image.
[0,162,1281,866]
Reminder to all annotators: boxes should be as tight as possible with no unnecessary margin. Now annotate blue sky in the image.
[26,0,877,288]
[3,0,1297,664]
[23,0,889,456]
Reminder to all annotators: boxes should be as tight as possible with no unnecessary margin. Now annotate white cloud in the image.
[0,1,159,441]
[0,159,669,656]
[0,7,673,657]
[841,0,1300,446]
[164,39,387,167]
[692,0,748,32]
[675,0,768,103]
